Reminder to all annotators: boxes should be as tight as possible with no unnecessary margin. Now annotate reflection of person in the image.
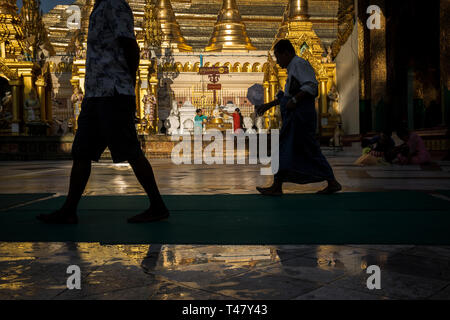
[394,126,431,165]
[255,40,341,195]
[223,108,243,133]
[37,0,168,224]
[194,109,208,135]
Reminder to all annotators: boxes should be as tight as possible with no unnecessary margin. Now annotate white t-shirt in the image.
[284,56,318,98]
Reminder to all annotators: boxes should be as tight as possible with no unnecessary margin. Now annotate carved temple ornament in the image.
[0,57,18,80]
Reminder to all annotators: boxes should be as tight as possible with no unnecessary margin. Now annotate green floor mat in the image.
[0,193,54,210]
[1,192,449,245]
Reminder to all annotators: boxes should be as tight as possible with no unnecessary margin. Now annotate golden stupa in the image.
[156,0,192,52]
[284,0,324,59]
[273,0,291,46]
[204,0,257,52]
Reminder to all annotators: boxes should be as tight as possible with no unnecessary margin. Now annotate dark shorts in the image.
[71,93,143,163]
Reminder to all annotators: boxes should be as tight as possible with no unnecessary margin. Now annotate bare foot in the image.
[36,209,78,224]
[317,181,342,194]
[128,205,170,223]
[256,185,283,196]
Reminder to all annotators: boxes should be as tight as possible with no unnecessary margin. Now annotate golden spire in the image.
[156,0,192,52]
[204,0,256,52]
[273,1,291,46]
[288,0,310,21]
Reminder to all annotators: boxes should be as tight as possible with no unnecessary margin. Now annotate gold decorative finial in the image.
[156,0,192,52]
[288,0,310,21]
[273,1,291,46]
[204,0,256,52]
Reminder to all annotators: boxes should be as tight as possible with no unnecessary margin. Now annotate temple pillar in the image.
[319,79,328,115]
[441,0,450,125]
[358,0,372,133]
[278,69,288,93]
[46,85,52,123]
[21,72,34,99]
[9,78,23,135]
[267,74,279,128]
[369,0,387,131]
[263,78,270,104]
[35,76,46,123]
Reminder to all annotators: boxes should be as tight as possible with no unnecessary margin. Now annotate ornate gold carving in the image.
[0,57,17,79]
[330,0,355,59]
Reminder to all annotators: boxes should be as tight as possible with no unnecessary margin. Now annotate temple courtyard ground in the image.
[1,148,450,300]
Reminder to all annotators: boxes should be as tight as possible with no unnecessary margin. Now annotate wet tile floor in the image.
[1,153,450,300]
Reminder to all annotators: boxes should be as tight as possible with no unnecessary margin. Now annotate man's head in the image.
[196,109,202,116]
[273,40,296,68]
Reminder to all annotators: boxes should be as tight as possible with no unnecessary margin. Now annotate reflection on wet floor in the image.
[1,158,450,299]
[1,242,450,300]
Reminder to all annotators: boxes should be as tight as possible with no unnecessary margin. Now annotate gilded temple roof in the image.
[43,0,341,54]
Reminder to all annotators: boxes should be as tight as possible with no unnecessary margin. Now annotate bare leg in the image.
[37,159,91,224]
[127,154,169,223]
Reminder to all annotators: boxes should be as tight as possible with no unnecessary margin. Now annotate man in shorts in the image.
[37,0,168,224]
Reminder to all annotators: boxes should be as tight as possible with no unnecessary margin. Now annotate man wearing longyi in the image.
[37,0,169,224]
[255,40,341,196]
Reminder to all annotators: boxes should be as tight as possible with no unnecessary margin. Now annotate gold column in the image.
[269,74,278,102]
[9,78,22,135]
[369,0,387,129]
[266,74,279,128]
[263,79,270,104]
[21,72,34,99]
[35,76,46,122]
[319,79,328,115]
[45,83,52,123]
[278,69,288,93]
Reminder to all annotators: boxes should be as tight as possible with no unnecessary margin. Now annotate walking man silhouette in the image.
[37,0,168,224]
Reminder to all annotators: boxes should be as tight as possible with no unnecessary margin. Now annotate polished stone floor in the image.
[1,151,450,300]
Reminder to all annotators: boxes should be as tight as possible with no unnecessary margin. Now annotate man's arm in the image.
[118,37,140,85]
[255,99,279,116]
